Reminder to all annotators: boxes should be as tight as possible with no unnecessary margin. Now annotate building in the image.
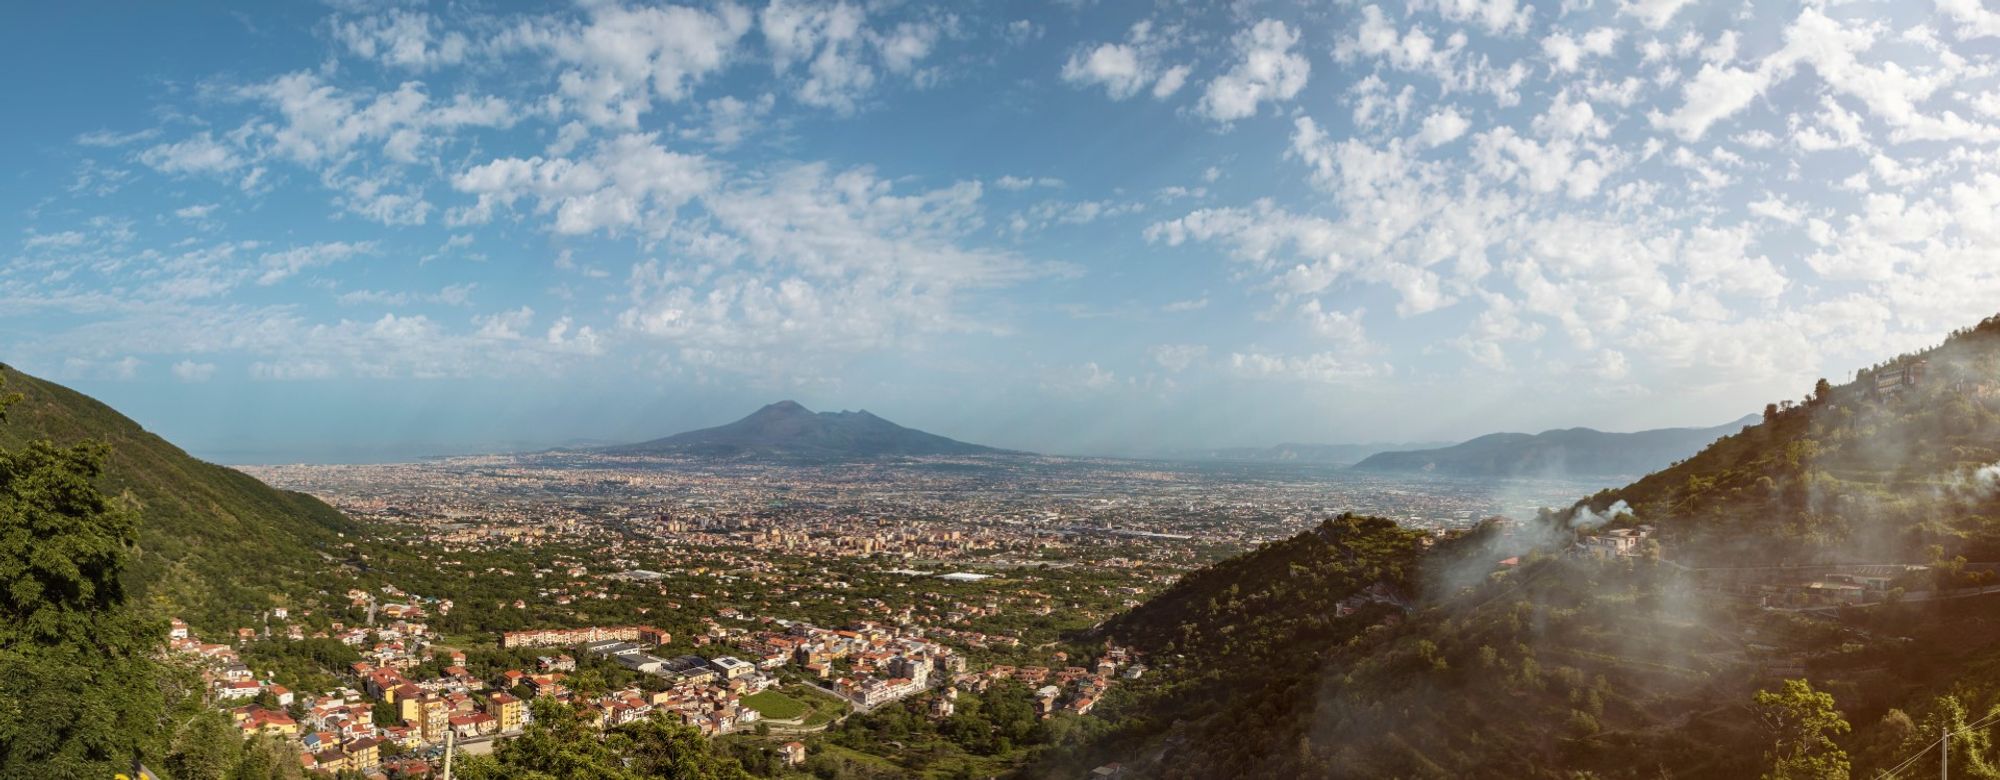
[1578,527,1653,559]
[1876,360,1928,395]
[486,692,526,732]
[710,656,756,680]
[345,736,383,771]
[782,741,807,767]
[499,625,668,649]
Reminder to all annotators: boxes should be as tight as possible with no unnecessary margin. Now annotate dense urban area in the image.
[182,455,1602,777]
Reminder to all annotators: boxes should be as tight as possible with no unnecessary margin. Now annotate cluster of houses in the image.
[712,619,965,709]
[171,578,1138,778]
[969,644,1139,719]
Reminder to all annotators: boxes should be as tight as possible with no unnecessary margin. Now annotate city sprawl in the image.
[187,452,1604,774]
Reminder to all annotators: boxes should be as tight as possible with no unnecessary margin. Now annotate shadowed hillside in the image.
[1032,313,2000,779]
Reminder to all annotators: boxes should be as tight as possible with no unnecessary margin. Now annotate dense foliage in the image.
[0,365,354,634]
[456,698,752,780]
[0,377,175,777]
[1580,314,2000,563]
[1034,312,2000,779]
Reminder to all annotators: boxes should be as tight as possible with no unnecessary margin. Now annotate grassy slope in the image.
[0,364,355,633]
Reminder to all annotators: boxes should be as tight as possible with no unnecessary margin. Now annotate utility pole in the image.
[442,723,456,780]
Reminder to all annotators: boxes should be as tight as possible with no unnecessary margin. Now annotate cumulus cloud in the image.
[332,10,469,70]
[452,133,717,237]
[1200,19,1310,123]
[1061,20,1189,101]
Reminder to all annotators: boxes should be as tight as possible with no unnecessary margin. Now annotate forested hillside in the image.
[0,364,355,632]
[1034,313,2000,779]
[1579,313,2000,564]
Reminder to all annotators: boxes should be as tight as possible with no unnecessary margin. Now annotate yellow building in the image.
[487,692,526,732]
[345,736,382,771]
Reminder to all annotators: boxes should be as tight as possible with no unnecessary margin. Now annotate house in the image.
[782,741,807,767]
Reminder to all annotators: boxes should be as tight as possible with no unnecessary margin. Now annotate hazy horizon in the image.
[7,0,1994,463]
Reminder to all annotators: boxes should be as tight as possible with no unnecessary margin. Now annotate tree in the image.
[612,715,752,780]
[1907,696,2000,780]
[164,710,240,780]
[0,378,172,776]
[1754,679,1850,780]
[231,734,306,780]
[461,699,750,780]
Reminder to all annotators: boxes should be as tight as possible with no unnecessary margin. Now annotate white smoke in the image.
[1570,499,1633,530]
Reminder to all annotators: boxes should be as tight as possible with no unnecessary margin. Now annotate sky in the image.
[4,0,1999,463]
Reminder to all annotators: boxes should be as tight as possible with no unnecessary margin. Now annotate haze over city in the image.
[6,0,1997,463]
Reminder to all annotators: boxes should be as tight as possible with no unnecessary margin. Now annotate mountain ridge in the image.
[601,400,1018,461]
[1159,440,1456,465]
[1351,414,1761,477]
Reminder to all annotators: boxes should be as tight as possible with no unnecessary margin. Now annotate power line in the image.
[1874,707,2000,779]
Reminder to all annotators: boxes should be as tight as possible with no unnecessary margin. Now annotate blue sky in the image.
[5,0,1999,462]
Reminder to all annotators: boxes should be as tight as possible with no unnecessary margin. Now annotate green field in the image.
[742,689,810,720]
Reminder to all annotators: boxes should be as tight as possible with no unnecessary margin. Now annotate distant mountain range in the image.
[1349,414,1761,477]
[1164,441,1456,465]
[600,400,1015,460]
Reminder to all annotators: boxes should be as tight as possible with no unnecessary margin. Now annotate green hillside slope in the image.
[0,364,355,633]
[1578,313,2000,564]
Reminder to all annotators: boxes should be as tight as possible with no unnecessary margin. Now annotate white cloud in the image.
[1416,106,1471,147]
[1228,351,1386,384]
[1408,0,1533,36]
[503,2,753,127]
[1938,0,2000,40]
[174,203,219,220]
[1298,301,1373,352]
[63,356,144,381]
[1621,0,1696,30]
[171,360,217,382]
[1061,20,1188,102]
[1042,362,1120,393]
[475,307,536,340]
[616,163,1054,364]
[1542,28,1620,73]
[1149,343,1208,372]
[332,10,468,70]
[994,175,1063,191]
[258,242,375,286]
[139,133,245,175]
[452,133,717,237]
[758,0,941,114]
[1199,20,1310,123]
